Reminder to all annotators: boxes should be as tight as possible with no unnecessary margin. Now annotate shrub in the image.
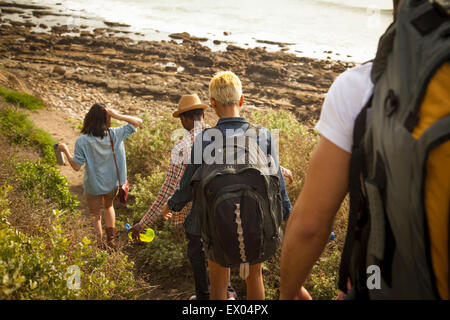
[0,95,152,300]
[0,86,45,110]
[0,184,135,299]
[14,159,80,211]
[135,221,189,278]
[125,113,179,178]
[305,250,341,300]
[0,107,57,164]
[242,108,319,201]
[125,172,166,224]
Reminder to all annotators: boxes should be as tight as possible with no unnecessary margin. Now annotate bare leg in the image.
[87,196,103,243]
[102,195,115,228]
[297,286,313,300]
[245,263,265,300]
[208,260,229,300]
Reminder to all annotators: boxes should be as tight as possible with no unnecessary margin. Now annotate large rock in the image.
[100,48,117,56]
[214,56,231,69]
[103,21,131,28]
[52,65,66,75]
[226,44,244,51]
[246,62,286,80]
[0,2,50,10]
[0,8,24,14]
[187,53,213,67]
[169,32,190,40]
[51,25,69,34]
[191,36,208,42]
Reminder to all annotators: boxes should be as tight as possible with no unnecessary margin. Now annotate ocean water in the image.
[16,0,394,62]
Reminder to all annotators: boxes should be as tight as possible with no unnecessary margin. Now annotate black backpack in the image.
[191,124,283,279]
[339,0,450,299]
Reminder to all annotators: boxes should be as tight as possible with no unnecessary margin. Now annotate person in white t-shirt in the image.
[279,60,374,300]
[314,62,374,154]
[280,0,403,298]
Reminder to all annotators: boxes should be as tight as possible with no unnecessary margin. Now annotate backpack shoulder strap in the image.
[338,95,373,294]
[371,23,396,84]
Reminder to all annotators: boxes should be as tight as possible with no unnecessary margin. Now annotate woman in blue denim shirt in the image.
[58,104,142,250]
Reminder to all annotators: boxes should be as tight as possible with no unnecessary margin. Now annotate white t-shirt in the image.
[315,62,374,153]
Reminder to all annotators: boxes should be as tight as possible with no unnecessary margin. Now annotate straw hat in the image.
[172,94,208,118]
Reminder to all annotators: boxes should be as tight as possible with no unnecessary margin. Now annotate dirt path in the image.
[26,109,88,213]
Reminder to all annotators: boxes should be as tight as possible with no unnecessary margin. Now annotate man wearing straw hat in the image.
[129,94,237,300]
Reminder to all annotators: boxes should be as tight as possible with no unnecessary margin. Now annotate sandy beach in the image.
[0,1,355,125]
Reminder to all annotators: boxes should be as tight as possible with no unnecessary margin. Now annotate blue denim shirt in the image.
[72,124,136,195]
[168,117,292,236]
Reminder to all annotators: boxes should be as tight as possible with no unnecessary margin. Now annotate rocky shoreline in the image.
[0,2,355,124]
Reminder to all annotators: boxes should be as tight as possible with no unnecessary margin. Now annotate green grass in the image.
[0,107,57,164]
[0,86,45,111]
[0,89,55,164]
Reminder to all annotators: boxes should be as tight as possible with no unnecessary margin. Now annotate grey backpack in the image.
[339,0,450,299]
[191,124,283,279]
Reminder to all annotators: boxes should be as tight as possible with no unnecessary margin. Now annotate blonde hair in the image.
[209,71,242,106]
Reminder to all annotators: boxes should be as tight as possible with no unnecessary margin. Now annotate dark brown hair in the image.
[81,103,109,138]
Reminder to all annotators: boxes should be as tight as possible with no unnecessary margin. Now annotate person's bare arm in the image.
[57,143,82,171]
[106,108,143,128]
[280,166,294,185]
[280,136,350,299]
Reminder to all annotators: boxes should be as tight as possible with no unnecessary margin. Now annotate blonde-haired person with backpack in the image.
[162,71,309,300]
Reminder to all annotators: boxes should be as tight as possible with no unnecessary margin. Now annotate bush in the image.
[0,184,136,299]
[0,94,152,300]
[126,172,166,224]
[305,250,341,300]
[125,113,179,178]
[0,86,45,111]
[0,107,57,164]
[243,108,319,201]
[135,221,189,278]
[14,159,80,211]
